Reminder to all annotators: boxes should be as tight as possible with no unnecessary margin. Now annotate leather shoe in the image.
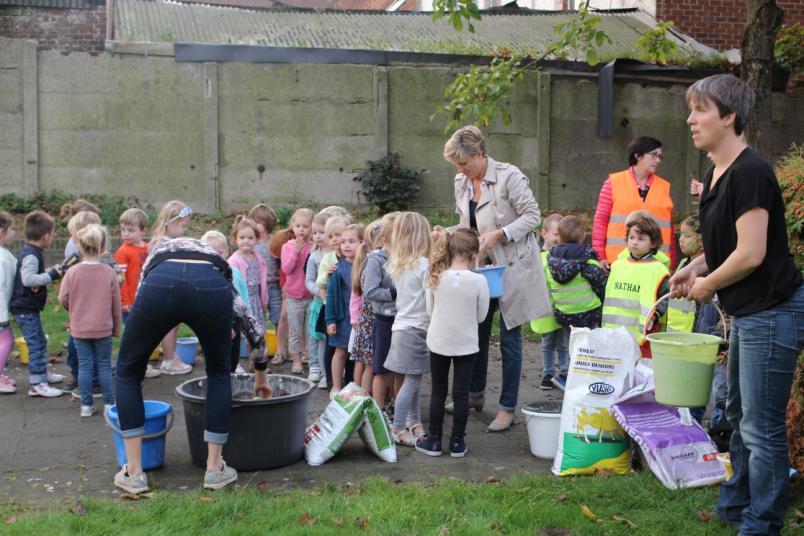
[487,411,514,432]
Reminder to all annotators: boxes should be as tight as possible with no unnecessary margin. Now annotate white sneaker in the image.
[144,364,162,378]
[46,372,65,384]
[1,374,16,387]
[28,383,64,398]
[80,405,96,418]
[235,364,246,376]
[0,377,16,394]
[114,465,149,494]
[318,377,328,390]
[160,359,192,376]
[307,369,321,383]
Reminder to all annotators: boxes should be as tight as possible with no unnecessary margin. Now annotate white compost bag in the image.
[552,327,638,476]
[612,362,726,489]
[358,397,397,463]
[304,383,370,466]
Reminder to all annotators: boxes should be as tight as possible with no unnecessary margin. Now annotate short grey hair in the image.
[686,74,755,135]
[444,125,486,162]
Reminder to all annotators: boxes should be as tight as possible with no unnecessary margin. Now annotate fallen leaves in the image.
[353,516,370,529]
[296,511,316,526]
[68,500,86,516]
[119,492,153,501]
[3,516,16,525]
[554,493,567,503]
[486,475,502,485]
[198,495,216,504]
[608,514,637,529]
[696,510,712,523]
[580,504,602,523]
[256,480,267,492]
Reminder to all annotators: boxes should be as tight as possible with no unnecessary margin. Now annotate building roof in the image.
[0,0,102,8]
[114,0,680,56]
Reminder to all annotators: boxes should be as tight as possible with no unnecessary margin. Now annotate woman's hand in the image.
[669,255,707,297]
[327,324,336,336]
[688,277,716,303]
[253,369,272,399]
[690,179,704,198]
[479,229,504,254]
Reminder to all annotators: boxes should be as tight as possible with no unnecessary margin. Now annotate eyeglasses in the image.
[168,206,193,223]
[646,150,663,160]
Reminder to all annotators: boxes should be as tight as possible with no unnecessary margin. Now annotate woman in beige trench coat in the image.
[442,126,552,431]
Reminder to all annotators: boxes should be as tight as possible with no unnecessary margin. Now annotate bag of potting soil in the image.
[552,327,638,476]
[612,363,726,489]
[304,382,371,466]
[357,397,397,463]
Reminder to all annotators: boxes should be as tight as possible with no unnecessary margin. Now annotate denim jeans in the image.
[715,284,803,535]
[67,334,100,387]
[541,326,569,376]
[267,283,282,326]
[74,336,114,406]
[14,313,48,384]
[469,299,523,412]
[116,261,233,444]
[710,362,728,429]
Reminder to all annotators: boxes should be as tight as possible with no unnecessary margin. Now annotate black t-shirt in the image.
[699,148,801,316]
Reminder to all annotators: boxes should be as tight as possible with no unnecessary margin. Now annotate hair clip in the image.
[168,206,192,223]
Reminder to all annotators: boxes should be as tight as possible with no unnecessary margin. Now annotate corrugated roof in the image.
[0,0,101,7]
[114,0,680,56]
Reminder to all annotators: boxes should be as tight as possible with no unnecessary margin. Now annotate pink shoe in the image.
[0,377,16,394]
[0,374,15,387]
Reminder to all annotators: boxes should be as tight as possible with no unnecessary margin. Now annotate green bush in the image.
[774,23,804,75]
[0,191,151,229]
[353,153,423,213]
[777,144,804,268]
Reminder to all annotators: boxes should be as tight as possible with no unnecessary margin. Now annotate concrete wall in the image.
[1,36,802,218]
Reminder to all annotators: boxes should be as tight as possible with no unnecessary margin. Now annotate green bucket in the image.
[647,332,723,407]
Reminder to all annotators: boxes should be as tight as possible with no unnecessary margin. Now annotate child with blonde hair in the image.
[249,204,284,359]
[281,208,314,374]
[304,211,330,386]
[59,224,121,417]
[383,212,432,447]
[0,212,16,393]
[229,217,268,328]
[416,228,489,457]
[325,223,363,396]
[349,219,383,393]
[316,216,350,387]
[149,200,193,376]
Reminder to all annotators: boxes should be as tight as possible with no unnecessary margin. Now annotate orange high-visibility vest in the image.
[604,170,673,264]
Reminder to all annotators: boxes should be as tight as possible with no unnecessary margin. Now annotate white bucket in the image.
[521,401,563,459]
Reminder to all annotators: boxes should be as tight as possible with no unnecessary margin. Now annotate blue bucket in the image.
[176,337,198,366]
[105,401,174,470]
[474,265,507,298]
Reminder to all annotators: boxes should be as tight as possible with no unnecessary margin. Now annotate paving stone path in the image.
[0,340,563,503]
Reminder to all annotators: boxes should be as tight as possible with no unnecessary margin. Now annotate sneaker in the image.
[28,383,64,398]
[449,437,468,458]
[318,377,328,390]
[307,368,321,383]
[70,384,103,400]
[145,365,162,378]
[551,374,567,391]
[46,371,65,384]
[114,465,149,494]
[0,377,16,394]
[415,436,442,457]
[64,379,78,392]
[540,374,554,390]
[80,405,96,418]
[234,364,246,376]
[1,374,17,387]
[160,359,192,376]
[329,388,340,400]
[203,460,237,490]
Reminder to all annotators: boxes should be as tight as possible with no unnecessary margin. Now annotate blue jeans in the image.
[74,336,114,406]
[541,326,569,376]
[268,283,282,326]
[469,299,523,412]
[116,261,233,444]
[67,335,100,387]
[14,313,47,384]
[710,362,728,429]
[715,284,803,535]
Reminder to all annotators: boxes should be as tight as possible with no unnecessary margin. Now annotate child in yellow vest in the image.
[667,214,703,333]
[602,211,670,357]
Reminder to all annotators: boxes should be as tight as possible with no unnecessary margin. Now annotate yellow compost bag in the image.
[552,326,638,476]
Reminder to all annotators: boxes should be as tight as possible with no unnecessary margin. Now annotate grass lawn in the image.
[5,472,801,535]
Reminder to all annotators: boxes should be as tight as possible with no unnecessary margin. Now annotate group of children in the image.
[0,195,726,451]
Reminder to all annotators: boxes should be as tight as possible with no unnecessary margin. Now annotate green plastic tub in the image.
[647,332,723,407]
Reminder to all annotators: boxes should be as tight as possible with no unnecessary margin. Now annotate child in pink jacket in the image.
[280,209,314,374]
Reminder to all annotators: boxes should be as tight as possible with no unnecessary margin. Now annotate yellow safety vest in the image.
[602,257,670,344]
[530,251,562,335]
[616,247,671,272]
[543,256,602,315]
[666,257,696,333]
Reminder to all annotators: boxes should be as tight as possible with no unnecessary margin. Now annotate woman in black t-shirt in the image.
[670,74,802,536]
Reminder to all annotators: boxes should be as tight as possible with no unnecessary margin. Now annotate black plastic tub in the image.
[176,374,314,471]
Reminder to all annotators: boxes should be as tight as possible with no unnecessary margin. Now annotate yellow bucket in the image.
[717,453,733,481]
[265,330,278,356]
[150,347,161,361]
[15,337,28,364]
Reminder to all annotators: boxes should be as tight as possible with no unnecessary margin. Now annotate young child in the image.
[10,211,65,397]
[350,219,383,394]
[530,213,564,391]
[202,229,249,374]
[60,199,101,261]
[0,212,16,393]
[149,200,193,376]
[365,212,399,408]
[382,212,431,447]
[280,208,314,375]
[270,228,292,366]
[416,228,489,457]
[544,215,607,390]
[667,214,703,334]
[325,223,363,396]
[114,208,149,322]
[249,204,284,360]
[304,211,329,387]
[59,224,121,417]
[317,216,349,388]
[229,217,268,329]
[602,211,670,355]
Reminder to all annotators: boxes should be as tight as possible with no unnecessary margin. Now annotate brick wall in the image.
[656,0,804,51]
[0,6,106,53]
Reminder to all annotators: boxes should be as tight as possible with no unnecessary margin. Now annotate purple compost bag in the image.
[612,363,726,489]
